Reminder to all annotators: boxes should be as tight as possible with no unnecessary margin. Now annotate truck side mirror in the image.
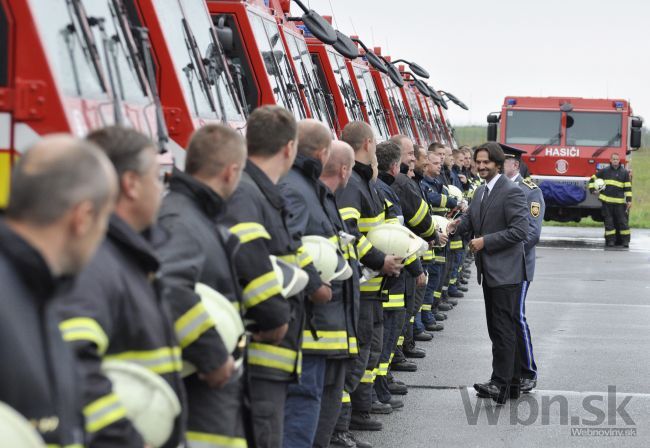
[630,128,642,149]
[214,16,234,53]
[487,123,498,141]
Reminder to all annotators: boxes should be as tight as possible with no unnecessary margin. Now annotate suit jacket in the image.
[456,175,529,287]
[513,174,545,282]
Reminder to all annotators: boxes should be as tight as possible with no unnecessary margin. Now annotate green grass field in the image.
[453,126,650,228]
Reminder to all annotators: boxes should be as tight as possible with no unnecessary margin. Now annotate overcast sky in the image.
[295,0,649,126]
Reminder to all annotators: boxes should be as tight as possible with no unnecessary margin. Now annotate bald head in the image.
[298,119,332,158]
[6,134,117,225]
[321,141,355,192]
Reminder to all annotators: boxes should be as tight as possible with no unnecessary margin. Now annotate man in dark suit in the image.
[448,142,529,404]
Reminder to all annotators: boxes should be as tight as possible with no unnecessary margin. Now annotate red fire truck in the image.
[1,0,159,207]
[487,96,643,222]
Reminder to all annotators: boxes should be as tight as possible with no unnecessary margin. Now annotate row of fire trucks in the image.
[0,0,469,207]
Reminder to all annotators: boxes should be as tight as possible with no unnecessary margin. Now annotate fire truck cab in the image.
[1,0,158,207]
[487,96,643,222]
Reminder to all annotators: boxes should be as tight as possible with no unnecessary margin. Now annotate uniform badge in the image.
[531,201,541,218]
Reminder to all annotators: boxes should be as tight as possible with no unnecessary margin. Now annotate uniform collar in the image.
[378,171,395,185]
[509,173,522,183]
[0,219,66,300]
[485,173,502,192]
[353,161,374,182]
[107,214,160,272]
[292,153,323,181]
[168,168,225,219]
[245,160,284,209]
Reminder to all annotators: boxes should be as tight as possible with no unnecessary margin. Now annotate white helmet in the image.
[446,185,464,203]
[0,402,46,448]
[594,178,606,192]
[182,284,246,378]
[102,360,182,448]
[367,224,428,259]
[431,215,450,235]
[270,255,309,298]
[301,235,352,282]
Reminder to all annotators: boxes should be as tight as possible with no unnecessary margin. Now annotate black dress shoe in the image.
[383,397,404,409]
[445,297,459,305]
[457,285,468,292]
[388,382,408,395]
[391,360,417,372]
[349,433,373,448]
[520,378,537,393]
[370,400,393,414]
[425,322,444,331]
[350,411,383,431]
[606,240,615,247]
[434,312,447,321]
[330,430,357,447]
[438,303,453,311]
[448,290,464,298]
[404,347,426,358]
[474,382,519,403]
[413,332,433,342]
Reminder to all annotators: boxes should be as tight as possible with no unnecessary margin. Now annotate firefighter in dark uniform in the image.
[224,106,328,448]
[588,153,633,247]
[333,122,403,445]
[0,135,117,447]
[156,125,247,447]
[280,121,360,447]
[58,128,185,447]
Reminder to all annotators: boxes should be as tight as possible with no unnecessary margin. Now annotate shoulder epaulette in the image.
[522,178,538,190]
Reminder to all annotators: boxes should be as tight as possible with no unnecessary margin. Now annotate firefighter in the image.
[279,121,361,447]
[588,153,633,247]
[57,127,186,447]
[332,121,403,441]
[501,143,545,394]
[224,106,330,448]
[156,124,246,448]
[0,135,117,447]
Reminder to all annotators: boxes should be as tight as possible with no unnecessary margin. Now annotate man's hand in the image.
[436,231,449,246]
[381,255,404,276]
[447,219,461,235]
[252,323,289,345]
[460,201,469,213]
[198,355,235,388]
[310,283,332,304]
[626,202,632,211]
[458,174,468,184]
[469,237,485,253]
[416,272,427,288]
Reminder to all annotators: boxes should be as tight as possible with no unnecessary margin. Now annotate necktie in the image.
[480,186,490,217]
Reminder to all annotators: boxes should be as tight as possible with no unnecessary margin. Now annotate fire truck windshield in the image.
[383,77,414,140]
[566,112,622,147]
[179,0,243,122]
[249,12,305,120]
[354,66,390,141]
[505,110,561,145]
[29,0,107,98]
[84,0,148,103]
[284,32,333,129]
[327,51,364,123]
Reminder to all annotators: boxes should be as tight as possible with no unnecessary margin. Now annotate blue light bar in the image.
[614,101,624,109]
[506,98,517,106]
[296,24,314,38]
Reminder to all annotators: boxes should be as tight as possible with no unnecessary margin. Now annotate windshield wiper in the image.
[208,26,246,120]
[181,17,217,114]
[531,132,563,156]
[61,24,83,96]
[111,0,148,97]
[68,0,108,93]
[592,132,623,158]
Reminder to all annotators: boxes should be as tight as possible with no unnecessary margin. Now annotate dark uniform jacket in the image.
[58,214,184,448]
[225,161,308,381]
[588,164,633,205]
[513,174,544,282]
[157,169,246,445]
[0,220,84,447]
[336,162,387,300]
[279,154,359,358]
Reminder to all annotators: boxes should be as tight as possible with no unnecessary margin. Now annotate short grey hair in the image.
[86,126,155,182]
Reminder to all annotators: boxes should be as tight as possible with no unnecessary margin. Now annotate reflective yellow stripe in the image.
[0,152,10,209]
[624,182,632,188]
[229,222,270,244]
[243,271,282,309]
[599,194,626,204]
[409,316,415,323]
[296,245,313,268]
[301,330,348,350]
[422,249,434,261]
[339,207,361,221]
[434,291,442,298]
[360,276,382,292]
[186,431,248,448]
[440,194,447,208]
[421,304,432,311]
[342,391,351,403]
[356,235,373,259]
[175,302,216,349]
[248,342,299,374]
[348,337,358,354]
[358,212,385,233]
[60,317,109,355]
[450,240,463,250]
[385,199,393,207]
[382,293,405,308]
[620,229,631,235]
[605,230,617,236]
[404,253,417,266]
[421,220,436,238]
[84,393,127,433]
[384,217,400,225]
[603,179,625,188]
[104,347,182,374]
[397,336,404,346]
[360,369,374,383]
[377,362,389,376]
[435,256,446,263]
[624,192,632,198]
[408,200,428,227]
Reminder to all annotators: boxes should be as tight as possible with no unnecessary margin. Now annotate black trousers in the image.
[249,378,288,448]
[482,282,522,386]
[313,359,348,448]
[602,203,630,244]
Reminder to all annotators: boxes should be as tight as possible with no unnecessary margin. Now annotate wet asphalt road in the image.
[353,227,650,448]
